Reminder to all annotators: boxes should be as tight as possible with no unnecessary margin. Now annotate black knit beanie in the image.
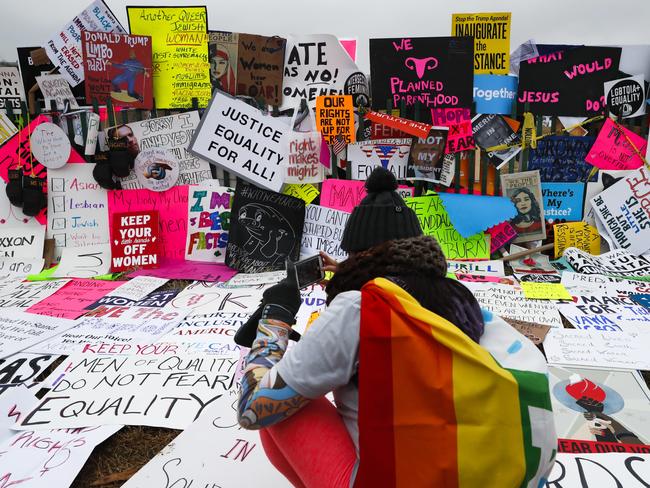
[340,167,422,252]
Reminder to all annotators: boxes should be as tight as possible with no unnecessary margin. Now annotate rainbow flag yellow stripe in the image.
[355,278,552,488]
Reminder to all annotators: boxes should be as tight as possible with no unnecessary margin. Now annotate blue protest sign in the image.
[541,182,585,222]
[473,75,518,114]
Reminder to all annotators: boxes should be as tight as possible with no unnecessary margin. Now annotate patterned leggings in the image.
[259,397,357,488]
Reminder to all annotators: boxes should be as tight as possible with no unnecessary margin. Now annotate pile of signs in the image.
[0,1,649,486]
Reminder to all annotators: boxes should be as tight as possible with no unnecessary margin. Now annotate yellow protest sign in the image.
[283,183,320,205]
[521,282,572,300]
[554,222,601,258]
[316,95,355,145]
[451,12,511,74]
[127,6,211,109]
[405,195,490,260]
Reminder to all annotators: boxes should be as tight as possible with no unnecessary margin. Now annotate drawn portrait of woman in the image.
[508,187,543,237]
[209,46,236,95]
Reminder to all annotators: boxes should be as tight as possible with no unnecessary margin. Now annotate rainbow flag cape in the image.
[355,278,556,488]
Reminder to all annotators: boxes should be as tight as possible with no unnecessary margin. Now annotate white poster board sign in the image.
[0,310,77,359]
[0,224,44,258]
[169,282,264,316]
[301,204,350,260]
[0,280,69,309]
[547,453,650,487]
[348,138,412,180]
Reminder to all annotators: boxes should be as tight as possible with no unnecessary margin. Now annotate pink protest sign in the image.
[431,108,475,154]
[128,257,238,282]
[486,221,517,253]
[321,179,414,212]
[107,186,189,261]
[0,115,85,224]
[339,39,357,61]
[585,118,647,170]
[25,279,123,319]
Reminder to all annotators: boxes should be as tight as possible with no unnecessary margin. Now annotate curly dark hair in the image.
[509,187,541,225]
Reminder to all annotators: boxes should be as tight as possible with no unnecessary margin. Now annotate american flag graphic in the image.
[332,134,347,158]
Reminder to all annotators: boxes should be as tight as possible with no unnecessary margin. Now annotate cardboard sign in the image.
[348,138,412,180]
[25,279,122,319]
[585,118,647,171]
[0,310,77,359]
[190,90,289,192]
[82,31,153,109]
[316,95,355,144]
[108,112,212,189]
[501,318,550,345]
[408,127,449,182]
[44,0,125,86]
[282,183,319,205]
[111,211,160,272]
[320,179,413,213]
[486,221,517,252]
[473,74,517,114]
[591,166,650,254]
[541,182,585,222]
[405,195,490,260]
[237,33,286,106]
[517,46,622,116]
[472,113,521,168]
[281,34,359,110]
[35,73,79,110]
[208,31,238,95]
[451,12,511,74]
[0,225,44,258]
[47,164,109,262]
[554,222,600,258]
[108,186,189,261]
[186,184,233,263]
[0,67,23,113]
[604,74,646,119]
[431,108,475,153]
[301,204,350,260]
[226,180,305,273]
[20,353,239,429]
[127,6,211,108]
[500,170,547,243]
[369,36,474,116]
[528,136,598,182]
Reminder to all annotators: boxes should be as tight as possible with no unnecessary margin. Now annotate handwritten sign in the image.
[0,309,77,359]
[170,282,264,316]
[520,281,572,300]
[108,186,189,261]
[20,353,239,429]
[0,353,60,396]
[447,259,505,276]
[486,221,517,252]
[111,211,159,271]
[451,12,511,74]
[0,225,44,259]
[186,185,232,263]
[51,243,112,278]
[501,318,550,345]
[129,258,237,282]
[405,195,490,260]
[320,179,413,213]
[282,183,319,205]
[0,280,69,309]
[127,6,211,108]
[585,118,647,171]
[109,276,169,302]
[237,33,286,106]
[190,91,288,192]
[554,222,600,258]
[431,108,475,153]
[528,136,597,182]
[349,138,411,180]
[547,453,650,486]
[301,204,350,260]
[316,95,355,144]
[44,0,125,86]
[25,279,122,319]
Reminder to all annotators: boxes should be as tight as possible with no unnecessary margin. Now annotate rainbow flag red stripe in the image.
[355,278,553,488]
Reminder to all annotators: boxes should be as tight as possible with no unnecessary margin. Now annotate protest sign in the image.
[282,183,319,205]
[0,353,59,396]
[190,90,289,192]
[129,258,237,282]
[604,74,646,119]
[517,46,622,116]
[549,366,650,446]
[501,318,550,345]
[51,243,112,278]
[0,114,16,146]
[520,282,572,300]
[437,193,517,238]
[551,453,650,487]
[451,12,511,74]
[85,288,179,311]
[82,31,152,108]
[0,425,121,488]
[349,138,412,180]
[226,180,305,273]
[208,31,238,95]
[0,68,23,113]
[585,118,647,171]
[564,248,650,279]
[281,34,359,110]
[47,164,109,262]
[170,282,264,316]
[107,277,168,302]
[456,273,516,285]
[301,204,350,260]
[544,327,650,370]
[226,271,285,287]
[237,33,286,106]
[486,221,517,252]
[473,74,517,114]
[408,127,449,182]
[0,280,69,309]
[44,0,125,86]
[472,113,521,167]
[554,222,600,258]
[0,258,43,287]
[25,279,122,319]
[430,108,475,153]
[447,259,505,276]
[364,111,433,139]
[561,272,650,295]
[515,273,561,283]
[127,6,211,108]
[557,439,650,454]
[0,309,77,359]
[133,148,180,192]
[122,396,289,488]
[369,36,473,116]
[20,353,239,429]
[591,166,650,254]
[0,225,44,259]
[463,282,563,327]
[29,122,72,169]
[108,186,189,261]
[186,184,232,263]
[528,136,597,182]
[557,301,648,333]
[405,196,490,260]
[541,182,585,222]
[500,170,546,242]
[111,211,160,271]
[283,110,323,184]
[320,179,413,213]
[316,95,355,144]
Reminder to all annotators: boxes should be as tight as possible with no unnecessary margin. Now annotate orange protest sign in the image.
[316,95,355,145]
